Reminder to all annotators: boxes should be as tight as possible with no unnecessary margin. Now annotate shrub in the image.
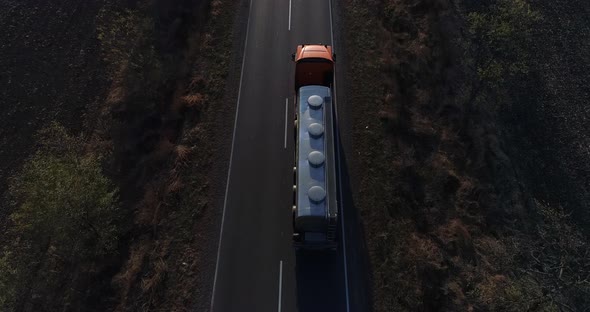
[0,123,121,310]
[467,0,541,86]
[97,7,159,75]
[10,153,120,258]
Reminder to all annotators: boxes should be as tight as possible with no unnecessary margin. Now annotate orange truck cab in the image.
[292,44,335,90]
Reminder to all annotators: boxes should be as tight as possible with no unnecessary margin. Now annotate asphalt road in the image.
[210,0,365,311]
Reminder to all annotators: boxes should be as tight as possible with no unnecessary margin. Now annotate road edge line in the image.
[278,260,284,312]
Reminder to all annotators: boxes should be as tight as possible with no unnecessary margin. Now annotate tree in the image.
[463,0,541,110]
[10,153,120,258]
[0,123,121,310]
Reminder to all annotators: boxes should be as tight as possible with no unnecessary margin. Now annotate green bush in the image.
[0,123,121,309]
[467,0,541,85]
[10,153,120,258]
[97,6,162,85]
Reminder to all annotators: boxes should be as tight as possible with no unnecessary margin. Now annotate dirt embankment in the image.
[340,0,590,310]
[0,0,239,311]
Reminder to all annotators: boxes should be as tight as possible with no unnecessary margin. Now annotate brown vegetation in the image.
[341,0,590,310]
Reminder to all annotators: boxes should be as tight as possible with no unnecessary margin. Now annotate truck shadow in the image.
[295,249,346,312]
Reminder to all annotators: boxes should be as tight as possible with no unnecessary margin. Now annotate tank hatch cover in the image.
[308,95,324,109]
[308,123,324,138]
[308,185,326,203]
[308,151,325,167]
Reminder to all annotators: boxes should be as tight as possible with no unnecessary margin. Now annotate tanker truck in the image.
[291,45,338,250]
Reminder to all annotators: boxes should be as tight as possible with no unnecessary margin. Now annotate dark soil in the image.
[504,0,590,232]
[0,0,109,221]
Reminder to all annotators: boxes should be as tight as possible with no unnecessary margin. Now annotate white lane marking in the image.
[210,0,253,311]
[288,0,292,31]
[278,260,284,312]
[329,0,351,311]
[284,98,289,149]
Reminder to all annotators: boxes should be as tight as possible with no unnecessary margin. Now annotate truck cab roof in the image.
[294,45,334,63]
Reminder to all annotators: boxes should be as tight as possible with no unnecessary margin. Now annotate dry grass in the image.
[181,93,205,108]
[113,243,151,310]
[141,258,167,293]
[136,186,161,226]
[166,176,184,194]
[211,0,223,17]
[174,144,192,163]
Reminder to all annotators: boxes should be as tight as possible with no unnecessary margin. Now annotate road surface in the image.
[210,0,366,311]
